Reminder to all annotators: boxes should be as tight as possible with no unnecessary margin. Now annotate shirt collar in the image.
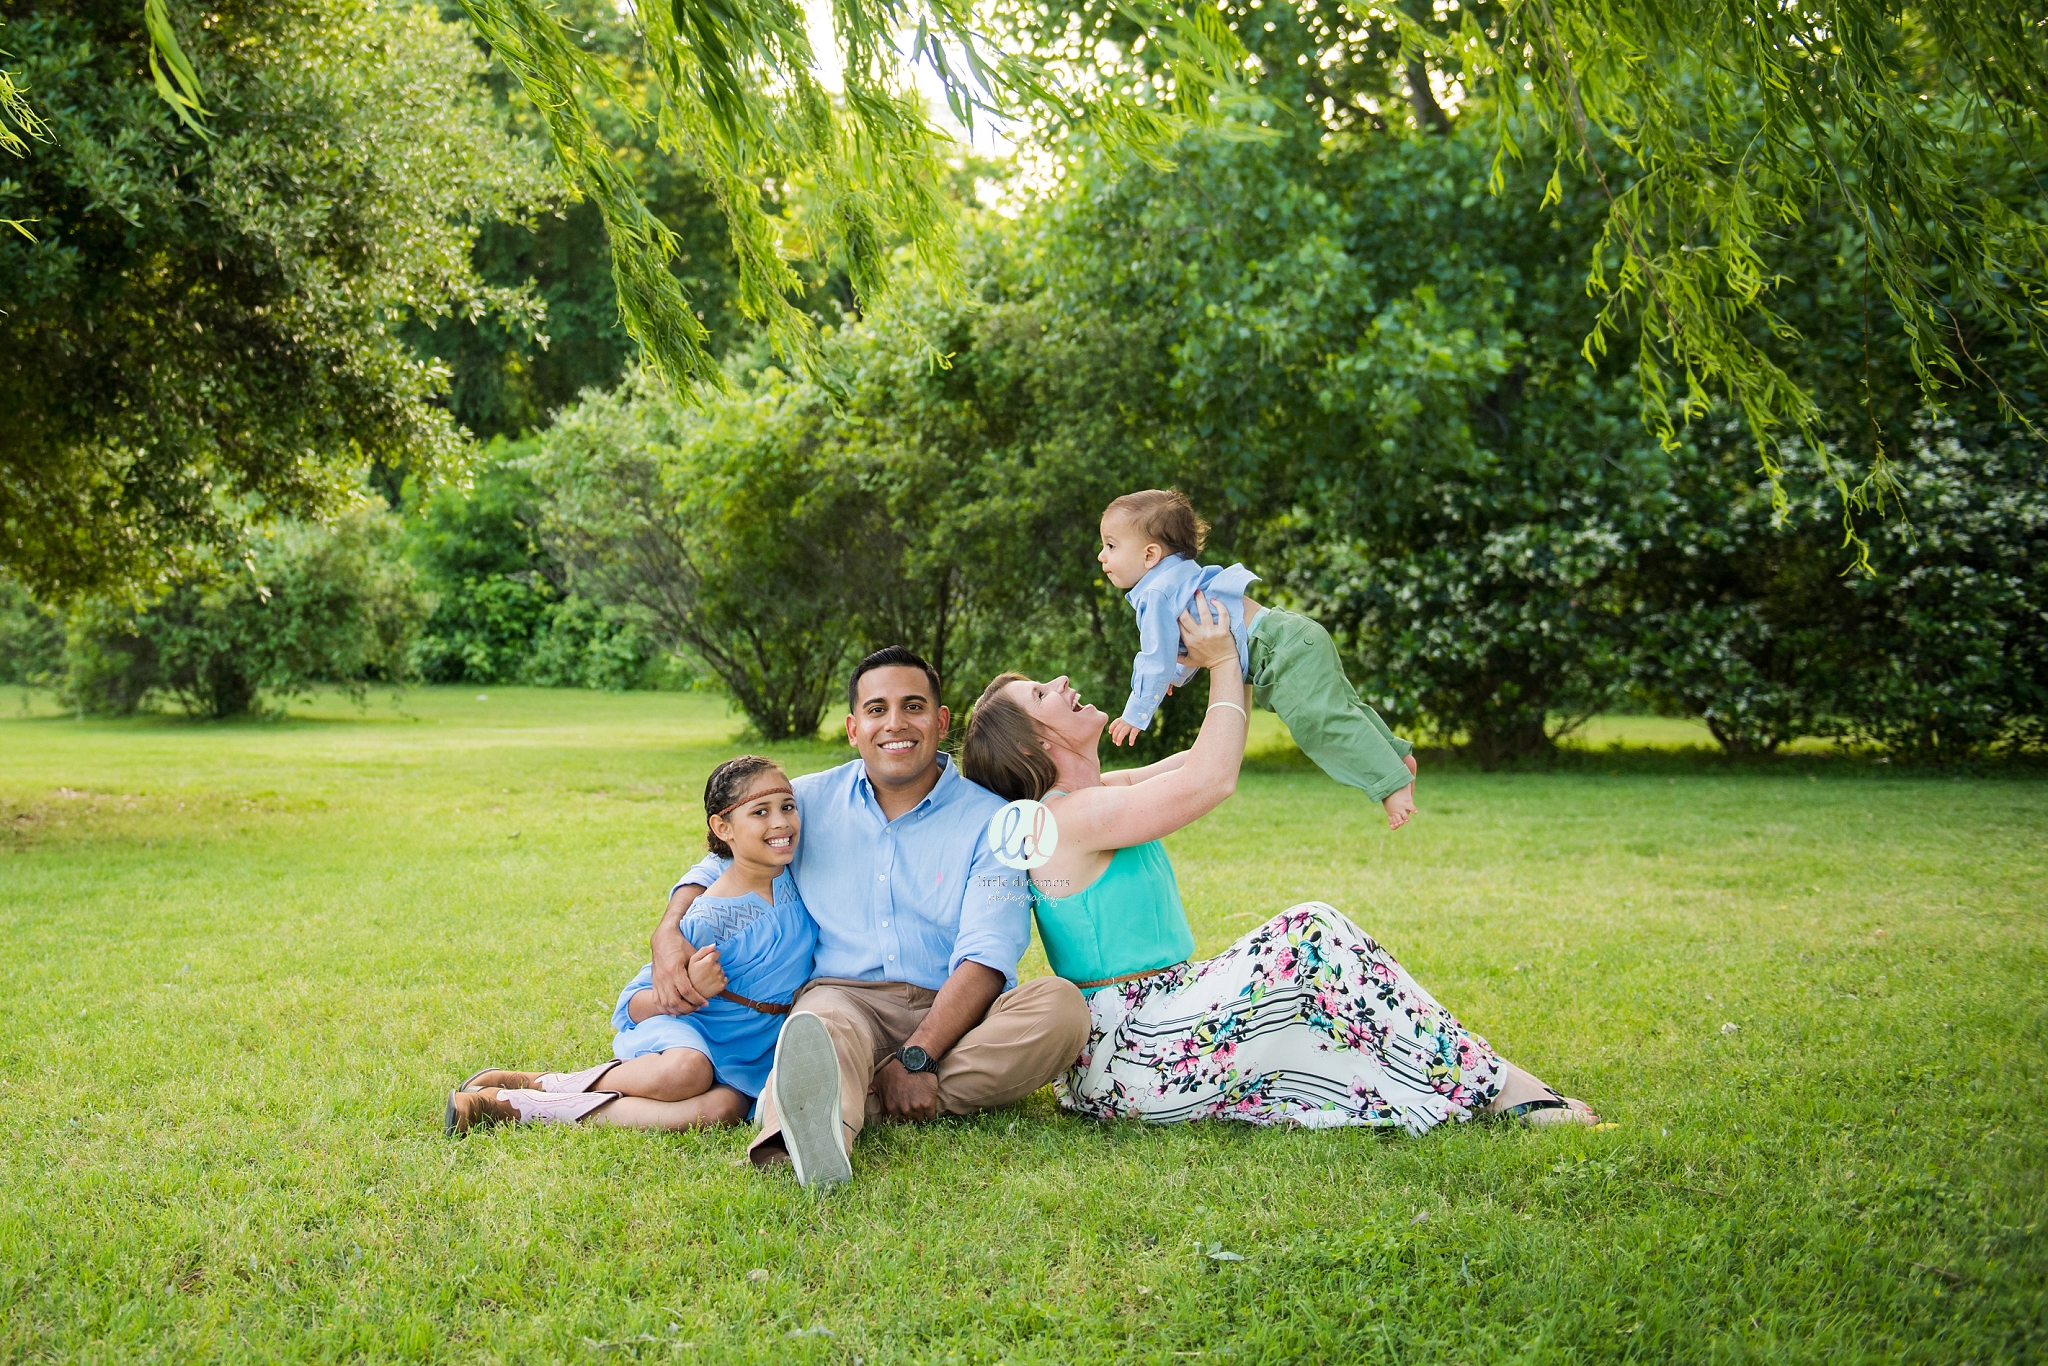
[1126,553,1189,604]
[851,751,956,818]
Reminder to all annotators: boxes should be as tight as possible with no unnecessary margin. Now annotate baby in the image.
[1099,489,1418,830]
[446,755,818,1133]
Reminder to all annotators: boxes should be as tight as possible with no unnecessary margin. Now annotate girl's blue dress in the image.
[610,868,816,1100]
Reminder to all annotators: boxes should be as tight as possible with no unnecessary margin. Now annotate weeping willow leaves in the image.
[1370,0,2048,552]
[142,0,208,135]
[1,19,49,159]
[447,0,1247,394]
[2,21,48,238]
[129,0,1246,392]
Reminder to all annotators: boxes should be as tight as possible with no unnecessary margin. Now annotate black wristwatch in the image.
[895,1044,936,1074]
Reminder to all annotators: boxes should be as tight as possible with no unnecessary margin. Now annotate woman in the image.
[959,594,1597,1132]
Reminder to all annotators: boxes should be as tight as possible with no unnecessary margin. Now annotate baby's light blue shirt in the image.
[1119,555,1259,731]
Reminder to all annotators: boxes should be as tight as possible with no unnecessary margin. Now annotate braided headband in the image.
[712,784,794,820]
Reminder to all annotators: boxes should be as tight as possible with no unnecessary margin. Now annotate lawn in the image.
[1,686,2043,1363]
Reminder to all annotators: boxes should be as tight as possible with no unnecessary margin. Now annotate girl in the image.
[446,755,818,1134]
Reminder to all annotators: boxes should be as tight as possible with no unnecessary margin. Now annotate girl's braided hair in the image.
[702,755,786,857]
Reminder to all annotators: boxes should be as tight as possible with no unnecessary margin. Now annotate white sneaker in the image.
[771,1012,851,1189]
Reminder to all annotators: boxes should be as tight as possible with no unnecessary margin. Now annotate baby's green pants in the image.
[1247,609,1414,802]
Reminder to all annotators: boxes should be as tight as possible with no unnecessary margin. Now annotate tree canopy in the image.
[1013,0,2048,548]
[7,0,2046,606]
[0,0,551,600]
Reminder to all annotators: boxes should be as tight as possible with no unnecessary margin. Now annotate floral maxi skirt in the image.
[1060,903,1504,1133]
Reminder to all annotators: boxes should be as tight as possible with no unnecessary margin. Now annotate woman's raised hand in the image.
[1177,591,1240,671]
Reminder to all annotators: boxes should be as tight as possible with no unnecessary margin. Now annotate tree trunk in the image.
[1463,715,1554,770]
[1406,59,1450,134]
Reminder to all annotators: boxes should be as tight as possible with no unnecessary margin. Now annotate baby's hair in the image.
[702,755,786,858]
[1104,489,1208,560]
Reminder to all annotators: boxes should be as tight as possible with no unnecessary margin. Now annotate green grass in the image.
[2,686,2043,1363]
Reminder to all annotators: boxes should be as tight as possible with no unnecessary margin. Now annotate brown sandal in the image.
[445,1085,619,1136]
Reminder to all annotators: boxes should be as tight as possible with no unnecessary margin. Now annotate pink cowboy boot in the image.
[444,1085,618,1136]
[460,1060,621,1094]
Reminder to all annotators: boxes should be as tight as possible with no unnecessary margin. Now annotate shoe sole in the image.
[460,1068,539,1093]
[443,1090,463,1137]
[772,1013,851,1190]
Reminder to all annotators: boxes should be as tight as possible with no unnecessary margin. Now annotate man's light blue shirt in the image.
[672,754,1029,991]
[1120,555,1259,731]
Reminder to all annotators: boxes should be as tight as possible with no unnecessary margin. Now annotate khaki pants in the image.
[748,976,1088,1161]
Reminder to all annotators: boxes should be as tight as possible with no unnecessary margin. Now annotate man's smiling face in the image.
[846,664,950,792]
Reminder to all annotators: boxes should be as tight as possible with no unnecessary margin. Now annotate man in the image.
[648,646,1089,1187]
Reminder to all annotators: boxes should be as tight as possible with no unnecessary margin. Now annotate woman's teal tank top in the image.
[1030,840,1196,994]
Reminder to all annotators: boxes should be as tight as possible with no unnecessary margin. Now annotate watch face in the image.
[900,1045,931,1073]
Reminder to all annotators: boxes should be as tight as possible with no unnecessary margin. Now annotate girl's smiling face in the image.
[709,772,799,869]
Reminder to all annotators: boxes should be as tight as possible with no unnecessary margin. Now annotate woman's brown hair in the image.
[958,673,1059,803]
[702,755,786,857]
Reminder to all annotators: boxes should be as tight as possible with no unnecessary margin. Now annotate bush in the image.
[410,572,558,685]
[63,508,427,718]
[1629,422,2048,756]
[0,579,65,687]
[1278,520,1637,766]
[405,439,691,692]
[530,371,894,739]
[525,594,695,691]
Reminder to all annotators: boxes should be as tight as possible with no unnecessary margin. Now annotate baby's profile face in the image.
[1097,515,1161,590]
[716,778,799,868]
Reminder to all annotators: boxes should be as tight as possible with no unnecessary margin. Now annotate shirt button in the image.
[888,955,895,961]
[881,921,889,927]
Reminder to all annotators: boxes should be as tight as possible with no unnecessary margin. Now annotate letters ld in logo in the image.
[987,798,1059,871]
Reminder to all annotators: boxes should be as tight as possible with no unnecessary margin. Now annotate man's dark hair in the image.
[847,645,944,713]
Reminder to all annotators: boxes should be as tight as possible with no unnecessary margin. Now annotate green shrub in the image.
[401,441,688,692]
[1630,423,2048,756]
[410,573,557,685]
[0,579,65,687]
[63,509,427,718]
[525,595,694,691]
[529,372,879,739]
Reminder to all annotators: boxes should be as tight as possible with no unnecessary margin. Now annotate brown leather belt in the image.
[1074,963,1186,991]
[718,989,793,1015]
